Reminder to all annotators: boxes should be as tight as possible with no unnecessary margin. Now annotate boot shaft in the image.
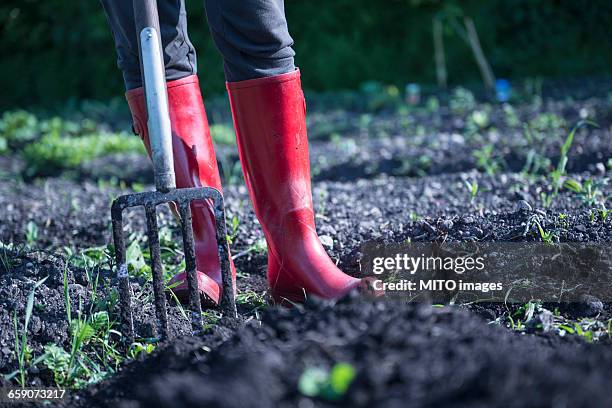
[126,75,222,190]
[226,70,313,225]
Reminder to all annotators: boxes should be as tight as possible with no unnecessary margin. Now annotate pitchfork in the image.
[110,0,236,344]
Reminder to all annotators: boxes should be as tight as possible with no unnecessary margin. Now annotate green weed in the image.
[529,112,566,133]
[7,276,48,387]
[36,265,126,388]
[21,130,144,177]
[463,179,479,202]
[533,219,555,244]
[557,213,569,228]
[468,108,490,131]
[449,87,476,114]
[551,120,598,195]
[200,310,223,332]
[0,245,14,273]
[521,122,552,177]
[563,177,607,207]
[504,301,609,342]
[231,238,267,261]
[127,342,155,360]
[125,235,149,277]
[598,206,609,222]
[539,192,554,208]
[236,290,267,311]
[219,156,243,185]
[298,363,357,401]
[559,322,595,343]
[502,104,520,128]
[25,221,38,246]
[41,309,123,388]
[473,144,501,175]
[541,120,598,208]
[227,214,240,245]
[522,149,551,177]
[248,239,268,254]
[0,110,39,147]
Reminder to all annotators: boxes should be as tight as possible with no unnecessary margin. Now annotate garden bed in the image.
[0,83,610,406]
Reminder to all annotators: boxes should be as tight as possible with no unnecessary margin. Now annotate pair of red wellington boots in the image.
[126,70,366,306]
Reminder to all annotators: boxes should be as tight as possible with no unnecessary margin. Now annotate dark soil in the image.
[0,83,611,407]
[68,298,612,408]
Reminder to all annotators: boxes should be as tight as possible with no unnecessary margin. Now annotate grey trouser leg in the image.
[203,0,295,82]
[100,0,197,90]
[101,0,295,90]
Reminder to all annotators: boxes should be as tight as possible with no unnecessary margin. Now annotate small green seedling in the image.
[563,178,606,207]
[42,344,71,386]
[0,246,13,273]
[557,213,569,228]
[463,179,479,202]
[200,310,223,332]
[506,316,525,332]
[128,342,156,360]
[540,192,554,209]
[25,221,38,246]
[503,104,520,128]
[231,238,267,261]
[529,112,565,133]
[534,219,554,244]
[298,363,357,401]
[573,322,594,343]
[598,206,609,222]
[539,120,598,208]
[470,109,490,129]
[125,237,148,278]
[522,148,551,177]
[551,120,598,195]
[235,290,267,312]
[227,214,240,245]
[473,144,501,176]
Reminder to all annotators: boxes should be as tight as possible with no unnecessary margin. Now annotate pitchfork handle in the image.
[134,0,176,192]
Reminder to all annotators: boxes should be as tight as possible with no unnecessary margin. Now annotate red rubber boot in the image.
[227,70,363,303]
[127,75,235,306]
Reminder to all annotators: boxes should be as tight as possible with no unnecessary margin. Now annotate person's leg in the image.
[205,0,368,302]
[100,0,235,305]
[203,0,295,81]
[100,0,197,89]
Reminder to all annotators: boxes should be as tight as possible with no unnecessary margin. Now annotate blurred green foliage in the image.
[0,0,610,109]
[0,110,144,177]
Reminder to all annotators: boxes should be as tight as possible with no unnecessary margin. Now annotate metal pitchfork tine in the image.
[110,0,236,345]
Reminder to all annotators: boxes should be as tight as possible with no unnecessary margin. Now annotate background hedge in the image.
[1,0,610,109]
